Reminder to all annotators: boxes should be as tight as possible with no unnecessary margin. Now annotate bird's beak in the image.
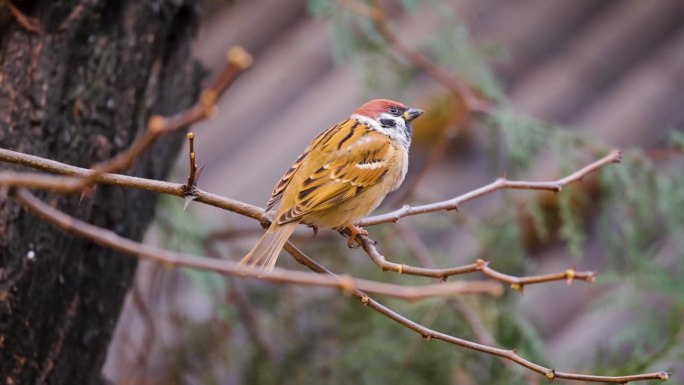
[403,108,425,122]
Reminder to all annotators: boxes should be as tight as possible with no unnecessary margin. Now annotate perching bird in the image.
[240,99,424,274]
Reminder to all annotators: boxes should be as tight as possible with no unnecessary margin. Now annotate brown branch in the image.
[181,132,204,209]
[0,148,266,221]
[279,232,668,384]
[341,0,489,112]
[0,148,606,288]
[12,188,498,300]
[4,160,670,383]
[0,171,82,192]
[392,222,499,345]
[3,0,42,34]
[359,235,594,291]
[358,150,623,227]
[85,47,251,181]
[23,46,250,194]
[183,132,199,194]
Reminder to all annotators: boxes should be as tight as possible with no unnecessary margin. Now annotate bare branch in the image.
[0,148,605,287]
[80,47,252,185]
[3,155,670,383]
[358,235,594,291]
[181,132,204,209]
[358,150,622,227]
[3,0,42,34]
[280,230,668,384]
[12,188,498,300]
[341,0,489,112]
[183,132,199,193]
[0,171,82,192]
[2,47,251,195]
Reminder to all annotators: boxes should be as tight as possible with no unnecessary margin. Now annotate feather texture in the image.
[242,99,422,275]
[239,222,298,275]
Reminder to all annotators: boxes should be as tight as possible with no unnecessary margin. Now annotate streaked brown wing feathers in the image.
[265,119,354,211]
[277,125,393,224]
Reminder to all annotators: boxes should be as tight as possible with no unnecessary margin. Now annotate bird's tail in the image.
[239,221,298,275]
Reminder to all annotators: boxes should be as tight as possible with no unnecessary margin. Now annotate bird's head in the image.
[351,99,424,147]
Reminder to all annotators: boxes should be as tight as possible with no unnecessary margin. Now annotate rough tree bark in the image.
[0,1,202,383]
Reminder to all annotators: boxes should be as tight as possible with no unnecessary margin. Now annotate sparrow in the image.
[240,99,424,274]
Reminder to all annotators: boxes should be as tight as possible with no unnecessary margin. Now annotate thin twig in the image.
[341,0,489,112]
[5,163,670,383]
[359,235,593,291]
[12,188,499,299]
[182,132,204,209]
[358,150,622,226]
[280,235,668,384]
[87,47,251,177]
[396,221,505,347]
[63,47,251,192]
[3,0,42,34]
[0,148,604,287]
[183,132,198,193]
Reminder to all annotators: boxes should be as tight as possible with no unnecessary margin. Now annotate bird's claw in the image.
[346,224,368,248]
[308,224,319,237]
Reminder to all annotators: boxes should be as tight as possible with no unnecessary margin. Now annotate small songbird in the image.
[240,99,424,274]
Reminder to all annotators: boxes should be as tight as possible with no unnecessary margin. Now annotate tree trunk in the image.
[0,1,202,383]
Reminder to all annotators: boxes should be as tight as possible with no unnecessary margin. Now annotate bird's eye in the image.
[388,106,399,115]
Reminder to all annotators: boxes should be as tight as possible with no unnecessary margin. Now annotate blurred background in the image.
[103,0,684,384]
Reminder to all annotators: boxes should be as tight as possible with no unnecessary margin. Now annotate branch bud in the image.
[148,115,166,133]
[227,46,253,69]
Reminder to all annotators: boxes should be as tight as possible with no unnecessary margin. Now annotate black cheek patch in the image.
[380,118,396,128]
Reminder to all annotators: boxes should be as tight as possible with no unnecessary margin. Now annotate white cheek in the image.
[351,113,411,149]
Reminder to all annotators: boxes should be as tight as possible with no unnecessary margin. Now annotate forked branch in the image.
[357,150,622,226]
[281,230,668,384]
[13,188,500,300]
[341,0,489,112]
[3,47,252,194]
[3,153,670,383]
[360,237,594,292]
[1,148,606,288]
[0,148,610,288]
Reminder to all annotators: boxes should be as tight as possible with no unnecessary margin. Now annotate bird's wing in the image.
[276,121,394,224]
[266,118,354,212]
